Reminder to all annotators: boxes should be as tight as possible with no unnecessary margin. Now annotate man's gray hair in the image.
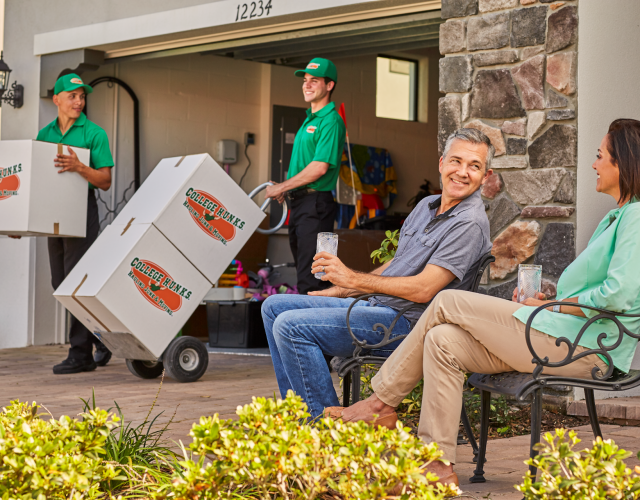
[443,128,495,170]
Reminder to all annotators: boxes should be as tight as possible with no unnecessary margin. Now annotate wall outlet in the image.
[244,132,256,145]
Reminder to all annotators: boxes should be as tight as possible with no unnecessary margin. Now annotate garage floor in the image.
[1,344,638,499]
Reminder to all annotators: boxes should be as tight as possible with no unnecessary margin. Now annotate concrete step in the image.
[568,397,640,425]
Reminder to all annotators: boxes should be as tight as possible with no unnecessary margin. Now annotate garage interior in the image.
[42,6,445,342]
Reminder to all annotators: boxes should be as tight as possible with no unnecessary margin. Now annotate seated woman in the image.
[332,119,640,489]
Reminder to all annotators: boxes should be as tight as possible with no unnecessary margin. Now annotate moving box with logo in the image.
[54,154,267,382]
[0,140,89,237]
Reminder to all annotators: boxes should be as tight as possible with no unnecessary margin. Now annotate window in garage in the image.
[375,56,418,122]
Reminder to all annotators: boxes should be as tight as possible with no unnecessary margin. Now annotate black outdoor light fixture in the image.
[0,51,24,108]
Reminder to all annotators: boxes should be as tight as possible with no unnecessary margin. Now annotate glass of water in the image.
[315,232,339,279]
[517,264,542,303]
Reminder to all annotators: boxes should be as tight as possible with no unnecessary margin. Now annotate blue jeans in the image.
[261,294,411,418]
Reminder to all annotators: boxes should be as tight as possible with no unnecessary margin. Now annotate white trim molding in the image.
[34,0,441,59]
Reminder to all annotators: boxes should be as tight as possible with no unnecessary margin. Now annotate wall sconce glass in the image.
[0,52,24,108]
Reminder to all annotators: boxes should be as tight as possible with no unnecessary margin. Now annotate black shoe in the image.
[53,358,97,374]
[94,343,112,367]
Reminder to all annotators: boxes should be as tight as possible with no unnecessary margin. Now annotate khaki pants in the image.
[371,290,607,463]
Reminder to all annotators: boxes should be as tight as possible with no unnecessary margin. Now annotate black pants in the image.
[48,190,101,362]
[288,191,337,295]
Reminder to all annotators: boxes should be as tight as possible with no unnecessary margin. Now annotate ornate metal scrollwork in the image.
[525,301,640,383]
[0,82,24,108]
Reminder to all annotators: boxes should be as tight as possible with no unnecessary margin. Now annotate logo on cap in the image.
[183,188,245,246]
[307,63,320,70]
[128,258,192,316]
[70,78,84,85]
[306,126,317,134]
[0,163,22,201]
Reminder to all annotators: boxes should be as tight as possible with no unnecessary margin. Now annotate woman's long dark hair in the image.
[607,119,640,204]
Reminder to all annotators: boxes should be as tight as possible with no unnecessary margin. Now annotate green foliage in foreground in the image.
[0,401,121,499]
[517,428,640,499]
[81,387,177,498]
[153,391,461,500]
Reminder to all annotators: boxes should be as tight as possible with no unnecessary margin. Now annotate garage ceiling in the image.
[112,10,442,66]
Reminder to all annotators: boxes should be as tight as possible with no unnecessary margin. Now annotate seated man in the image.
[337,119,640,489]
[262,128,494,418]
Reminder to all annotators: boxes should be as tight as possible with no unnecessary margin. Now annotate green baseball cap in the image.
[54,73,93,95]
[295,58,338,83]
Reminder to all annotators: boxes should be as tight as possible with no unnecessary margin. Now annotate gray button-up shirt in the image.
[369,190,492,324]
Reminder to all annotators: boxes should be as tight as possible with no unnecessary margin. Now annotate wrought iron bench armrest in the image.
[524,301,640,382]
[345,294,428,358]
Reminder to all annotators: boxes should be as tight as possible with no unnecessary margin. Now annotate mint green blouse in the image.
[513,200,640,373]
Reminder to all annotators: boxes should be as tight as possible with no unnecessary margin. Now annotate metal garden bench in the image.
[467,301,640,482]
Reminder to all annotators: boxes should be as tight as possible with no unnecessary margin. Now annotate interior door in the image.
[270,105,308,228]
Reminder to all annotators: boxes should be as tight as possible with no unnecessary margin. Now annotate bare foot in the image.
[341,393,396,422]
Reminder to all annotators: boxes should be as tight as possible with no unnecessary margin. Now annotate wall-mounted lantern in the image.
[0,52,24,108]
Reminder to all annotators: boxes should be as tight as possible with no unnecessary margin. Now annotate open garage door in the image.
[111,10,442,67]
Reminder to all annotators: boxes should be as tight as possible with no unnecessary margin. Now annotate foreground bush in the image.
[154,391,460,499]
[517,428,640,499]
[0,401,120,499]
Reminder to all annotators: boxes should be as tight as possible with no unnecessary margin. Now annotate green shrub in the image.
[517,428,640,499]
[153,391,461,499]
[0,400,121,499]
[81,386,177,498]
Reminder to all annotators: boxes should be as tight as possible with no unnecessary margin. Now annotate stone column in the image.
[439,0,579,300]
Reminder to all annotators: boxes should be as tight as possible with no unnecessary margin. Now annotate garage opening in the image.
[72,8,443,338]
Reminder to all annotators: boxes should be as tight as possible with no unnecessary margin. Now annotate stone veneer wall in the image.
[438,0,579,297]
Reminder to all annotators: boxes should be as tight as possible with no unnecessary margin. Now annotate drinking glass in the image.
[315,232,339,279]
[517,264,542,303]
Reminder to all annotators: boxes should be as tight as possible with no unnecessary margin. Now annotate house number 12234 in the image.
[235,1,273,21]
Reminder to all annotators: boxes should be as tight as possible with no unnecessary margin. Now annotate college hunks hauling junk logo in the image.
[182,188,245,245]
[128,258,192,316]
[0,163,22,201]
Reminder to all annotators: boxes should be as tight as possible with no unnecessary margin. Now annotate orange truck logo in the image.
[128,258,192,316]
[70,78,84,84]
[0,163,22,201]
[306,126,317,134]
[307,63,320,69]
[183,187,245,245]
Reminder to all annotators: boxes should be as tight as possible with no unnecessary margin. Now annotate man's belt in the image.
[288,187,317,200]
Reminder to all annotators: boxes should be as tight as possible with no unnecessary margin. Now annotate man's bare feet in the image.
[341,393,396,422]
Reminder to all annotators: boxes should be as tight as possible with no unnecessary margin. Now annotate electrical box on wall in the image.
[216,140,238,164]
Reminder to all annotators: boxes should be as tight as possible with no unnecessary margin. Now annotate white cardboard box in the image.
[0,140,89,237]
[112,154,266,284]
[53,223,212,360]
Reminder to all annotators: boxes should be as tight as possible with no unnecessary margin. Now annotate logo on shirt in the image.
[128,258,192,316]
[0,163,22,201]
[70,78,84,84]
[306,126,317,134]
[306,63,320,70]
[182,187,245,245]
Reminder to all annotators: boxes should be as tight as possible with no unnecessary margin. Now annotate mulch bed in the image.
[401,406,590,441]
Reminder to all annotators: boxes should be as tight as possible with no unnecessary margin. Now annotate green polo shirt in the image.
[287,102,346,192]
[513,199,640,373]
[36,113,114,189]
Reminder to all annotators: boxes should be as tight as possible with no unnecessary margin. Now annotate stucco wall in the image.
[574,0,640,393]
[576,0,640,253]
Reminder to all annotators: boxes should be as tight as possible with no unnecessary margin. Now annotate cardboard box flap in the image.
[112,154,209,225]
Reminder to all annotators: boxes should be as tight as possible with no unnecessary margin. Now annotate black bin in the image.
[206,300,268,348]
